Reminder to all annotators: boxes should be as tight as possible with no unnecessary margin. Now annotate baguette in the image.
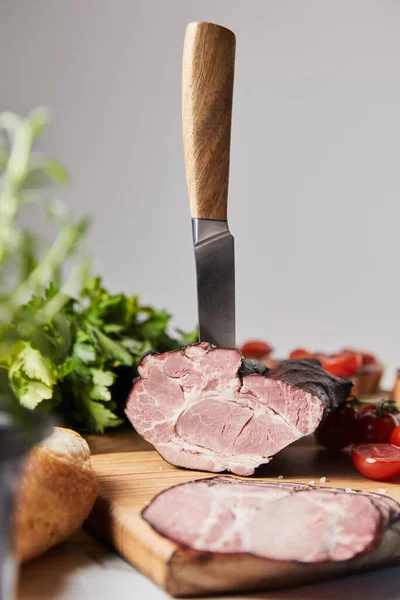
[14,427,98,562]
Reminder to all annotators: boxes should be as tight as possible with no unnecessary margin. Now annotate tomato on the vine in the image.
[240,340,273,359]
[354,413,397,444]
[352,443,400,480]
[354,400,399,444]
[390,426,400,447]
[315,404,357,450]
[315,399,400,450]
[357,403,376,416]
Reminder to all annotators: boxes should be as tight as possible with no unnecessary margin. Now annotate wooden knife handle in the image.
[182,22,236,221]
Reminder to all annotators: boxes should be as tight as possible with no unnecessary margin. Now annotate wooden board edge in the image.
[85,433,400,597]
[165,535,400,598]
[84,495,174,591]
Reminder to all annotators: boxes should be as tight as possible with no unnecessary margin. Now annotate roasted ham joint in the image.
[125,343,400,583]
[125,342,352,475]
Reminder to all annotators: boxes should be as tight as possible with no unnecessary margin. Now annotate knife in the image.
[182,21,236,348]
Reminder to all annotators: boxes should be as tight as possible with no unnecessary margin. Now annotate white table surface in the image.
[17,530,400,600]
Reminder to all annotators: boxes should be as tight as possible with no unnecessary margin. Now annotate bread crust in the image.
[14,427,98,563]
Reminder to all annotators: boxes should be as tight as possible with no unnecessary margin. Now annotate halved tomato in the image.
[351,443,400,480]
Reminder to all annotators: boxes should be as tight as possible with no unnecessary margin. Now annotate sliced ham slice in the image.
[143,477,400,563]
[125,343,351,475]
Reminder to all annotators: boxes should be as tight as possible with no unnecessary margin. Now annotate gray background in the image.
[1,0,399,385]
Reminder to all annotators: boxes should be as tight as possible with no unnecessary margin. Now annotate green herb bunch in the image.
[0,110,197,433]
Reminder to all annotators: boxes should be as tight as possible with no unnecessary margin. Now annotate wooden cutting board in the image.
[85,430,400,598]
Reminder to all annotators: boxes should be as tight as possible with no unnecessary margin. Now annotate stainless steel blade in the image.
[192,218,235,348]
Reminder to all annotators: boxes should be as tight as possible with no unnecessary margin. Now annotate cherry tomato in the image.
[354,400,400,443]
[357,403,376,416]
[343,349,377,367]
[354,412,397,444]
[352,443,400,480]
[315,404,357,450]
[320,352,363,378]
[289,348,313,360]
[289,349,362,378]
[360,351,377,366]
[240,340,273,359]
[390,426,400,447]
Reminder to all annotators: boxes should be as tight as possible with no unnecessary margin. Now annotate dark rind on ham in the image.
[265,358,353,418]
[142,477,400,565]
[238,358,268,377]
[126,343,352,476]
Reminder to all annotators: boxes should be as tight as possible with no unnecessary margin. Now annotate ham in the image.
[125,343,352,475]
[143,477,400,563]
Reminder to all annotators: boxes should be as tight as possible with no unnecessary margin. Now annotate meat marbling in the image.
[125,343,352,475]
[143,477,400,563]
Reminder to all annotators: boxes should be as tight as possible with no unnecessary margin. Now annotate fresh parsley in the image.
[6,277,197,432]
[0,110,197,433]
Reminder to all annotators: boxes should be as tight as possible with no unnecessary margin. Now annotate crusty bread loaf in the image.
[14,427,98,563]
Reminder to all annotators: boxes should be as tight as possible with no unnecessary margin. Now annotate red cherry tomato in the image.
[357,403,376,416]
[354,412,397,444]
[343,349,377,367]
[289,349,362,378]
[390,426,400,447]
[319,352,363,378]
[315,404,357,450]
[360,351,377,366]
[289,348,313,360]
[352,443,400,480]
[240,340,273,359]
